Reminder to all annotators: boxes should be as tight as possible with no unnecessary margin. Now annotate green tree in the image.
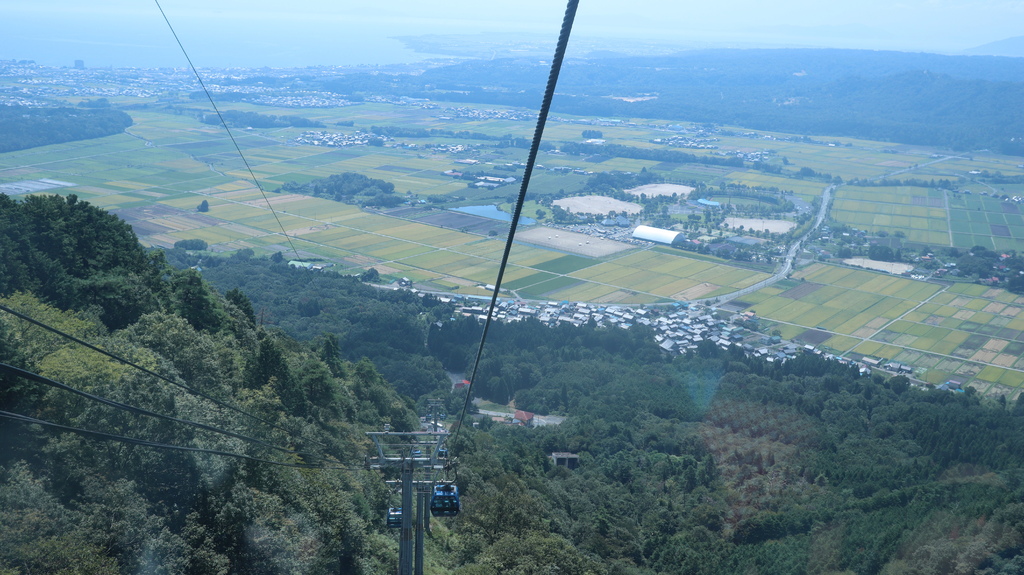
[480,532,603,575]
[360,267,380,283]
[170,269,223,332]
[225,287,256,325]
[174,239,208,250]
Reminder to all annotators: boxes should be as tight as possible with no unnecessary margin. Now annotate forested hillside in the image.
[3,194,1024,574]
[0,194,421,573]
[192,256,455,403]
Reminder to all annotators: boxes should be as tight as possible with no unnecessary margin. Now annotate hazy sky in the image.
[2,0,1021,68]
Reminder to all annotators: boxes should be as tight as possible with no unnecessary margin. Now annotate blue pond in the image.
[452,205,535,225]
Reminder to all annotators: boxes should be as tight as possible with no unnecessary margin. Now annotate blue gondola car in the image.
[436,447,448,459]
[429,483,460,517]
[387,507,402,528]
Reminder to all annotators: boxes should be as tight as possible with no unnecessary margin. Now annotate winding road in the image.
[693,183,835,306]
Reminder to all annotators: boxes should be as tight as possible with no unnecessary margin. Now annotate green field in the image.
[4,90,1024,394]
[741,262,1024,394]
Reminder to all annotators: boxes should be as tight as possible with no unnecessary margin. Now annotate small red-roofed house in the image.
[513,410,534,427]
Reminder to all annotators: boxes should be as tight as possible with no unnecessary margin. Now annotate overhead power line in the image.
[153,0,338,340]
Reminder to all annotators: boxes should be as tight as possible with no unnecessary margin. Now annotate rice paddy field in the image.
[743,263,1024,397]
[828,181,1024,250]
[831,185,951,245]
[3,88,1024,395]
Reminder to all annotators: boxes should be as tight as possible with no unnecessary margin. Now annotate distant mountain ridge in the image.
[316,48,1024,154]
[964,35,1024,58]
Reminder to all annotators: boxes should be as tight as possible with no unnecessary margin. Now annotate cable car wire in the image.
[0,409,354,470]
[0,303,288,433]
[153,0,302,262]
[154,0,354,369]
[448,0,580,453]
[0,362,332,463]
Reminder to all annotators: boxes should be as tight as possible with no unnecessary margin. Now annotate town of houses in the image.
[444,295,880,371]
[417,291,962,392]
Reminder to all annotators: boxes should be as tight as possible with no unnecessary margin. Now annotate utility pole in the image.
[366,429,449,575]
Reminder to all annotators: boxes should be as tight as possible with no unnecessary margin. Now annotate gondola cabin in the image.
[429,483,460,517]
[386,507,402,528]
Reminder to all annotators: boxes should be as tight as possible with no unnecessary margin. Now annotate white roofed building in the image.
[632,225,681,245]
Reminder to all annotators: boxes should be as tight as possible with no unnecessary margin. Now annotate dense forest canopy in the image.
[0,194,421,573]
[3,194,1024,574]
[0,106,133,153]
[192,256,454,402]
[0,193,164,330]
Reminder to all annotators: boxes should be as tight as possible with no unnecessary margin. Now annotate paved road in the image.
[693,183,835,307]
[692,153,966,308]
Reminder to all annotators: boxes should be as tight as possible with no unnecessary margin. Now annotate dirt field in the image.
[722,218,796,233]
[515,226,633,257]
[626,183,694,198]
[553,195,642,215]
[983,339,1008,352]
[876,160,913,168]
[842,258,914,274]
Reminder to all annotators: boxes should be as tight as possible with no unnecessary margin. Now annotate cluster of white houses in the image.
[446,297,897,379]
[453,299,774,357]
[294,130,385,147]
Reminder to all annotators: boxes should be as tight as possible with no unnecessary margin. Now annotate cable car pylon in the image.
[366,426,452,575]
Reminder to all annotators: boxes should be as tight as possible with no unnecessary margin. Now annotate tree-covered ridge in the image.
[192,257,455,402]
[0,194,421,573]
[0,292,419,574]
[434,329,1024,575]
[0,193,166,330]
[0,106,133,153]
[197,254,1024,573]
[315,49,1024,154]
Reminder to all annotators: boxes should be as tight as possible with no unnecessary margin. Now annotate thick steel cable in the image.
[449,0,580,454]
